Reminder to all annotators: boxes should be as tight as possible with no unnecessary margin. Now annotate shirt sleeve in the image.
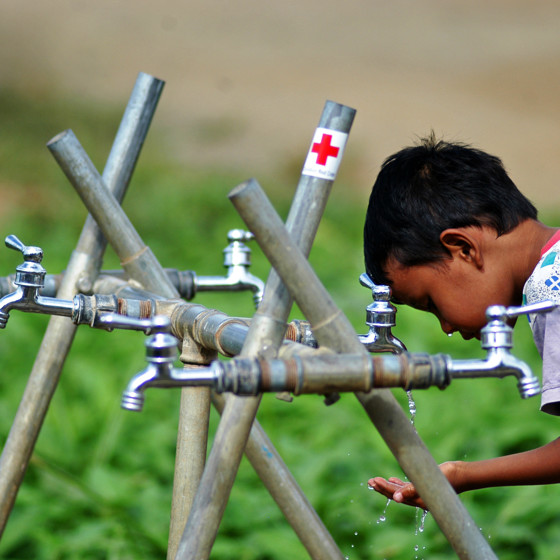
[537,308,560,415]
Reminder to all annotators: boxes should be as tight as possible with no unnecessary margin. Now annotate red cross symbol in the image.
[311,133,340,165]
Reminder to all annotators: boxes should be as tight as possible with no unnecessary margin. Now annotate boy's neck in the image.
[504,219,559,300]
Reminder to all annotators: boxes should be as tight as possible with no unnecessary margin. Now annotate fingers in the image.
[368,477,406,500]
[368,476,427,510]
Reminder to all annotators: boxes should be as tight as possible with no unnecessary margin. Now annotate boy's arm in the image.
[369,437,560,510]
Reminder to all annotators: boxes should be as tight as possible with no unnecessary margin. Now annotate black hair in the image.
[363,133,538,285]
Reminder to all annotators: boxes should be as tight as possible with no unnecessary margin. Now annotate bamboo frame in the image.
[0,85,502,559]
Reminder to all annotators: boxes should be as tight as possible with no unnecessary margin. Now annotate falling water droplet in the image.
[407,391,416,426]
[419,509,428,533]
[376,498,391,524]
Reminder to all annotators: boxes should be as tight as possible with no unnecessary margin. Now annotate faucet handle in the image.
[5,235,46,288]
[359,272,392,301]
[485,301,559,323]
[5,235,43,263]
[224,229,255,268]
[507,300,558,318]
[359,272,374,291]
[227,229,255,243]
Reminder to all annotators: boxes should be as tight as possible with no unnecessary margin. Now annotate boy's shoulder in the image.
[523,237,560,306]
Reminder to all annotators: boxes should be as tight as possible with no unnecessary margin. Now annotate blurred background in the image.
[1,1,559,558]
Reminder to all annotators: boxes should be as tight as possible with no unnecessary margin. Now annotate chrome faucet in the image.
[357,272,406,353]
[194,229,265,308]
[0,235,74,327]
[120,314,210,412]
[447,301,558,398]
[0,235,158,329]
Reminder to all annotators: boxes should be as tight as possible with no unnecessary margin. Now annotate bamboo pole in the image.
[0,72,164,537]
[228,178,498,560]
[46,126,341,559]
[176,101,355,560]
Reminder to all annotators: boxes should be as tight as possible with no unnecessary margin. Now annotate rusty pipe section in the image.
[122,352,450,408]
[212,352,449,396]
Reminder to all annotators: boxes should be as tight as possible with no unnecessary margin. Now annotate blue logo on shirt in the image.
[545,275,560,291]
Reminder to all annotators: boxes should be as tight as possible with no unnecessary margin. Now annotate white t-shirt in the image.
[523,232,560,415]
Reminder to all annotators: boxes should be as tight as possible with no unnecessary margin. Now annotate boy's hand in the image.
[368,462,461,510]
[368,476,426,509]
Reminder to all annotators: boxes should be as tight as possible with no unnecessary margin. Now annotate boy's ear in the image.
[440,228,484,267]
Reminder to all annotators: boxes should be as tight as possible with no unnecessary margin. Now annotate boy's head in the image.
[363,134,538,336]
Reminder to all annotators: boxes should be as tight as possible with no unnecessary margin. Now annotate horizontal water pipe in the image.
[121,348,539,403]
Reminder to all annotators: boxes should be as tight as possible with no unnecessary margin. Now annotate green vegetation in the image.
[0,89,558,559]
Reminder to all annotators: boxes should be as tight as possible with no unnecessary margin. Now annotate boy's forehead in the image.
[384,257,448,306]
[383,258,423,303]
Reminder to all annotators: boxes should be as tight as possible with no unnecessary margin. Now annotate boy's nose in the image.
[439,319,454,335]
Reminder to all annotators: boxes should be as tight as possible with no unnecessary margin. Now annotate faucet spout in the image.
[193,229,265,308]
[359,328,407,354]
[0,286,75,327]
[195,267,265,308]
[446,303,545,399]
[121,361,217,411]
[121,328,217,411]
[447,348,540,398]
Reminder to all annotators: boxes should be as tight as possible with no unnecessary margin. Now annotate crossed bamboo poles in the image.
[0,72,497,559]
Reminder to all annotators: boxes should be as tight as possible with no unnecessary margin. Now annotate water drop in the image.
[419,509,428,532]
[407,391,417,426]
[376,499,391,524]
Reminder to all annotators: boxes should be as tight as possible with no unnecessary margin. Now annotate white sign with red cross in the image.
[302,127,348,181]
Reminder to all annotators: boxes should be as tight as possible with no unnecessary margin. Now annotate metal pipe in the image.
[46,110,217,558]
[0,72,164,537]
[227,178,498,560]
[47,130,176,298]
[0,268,197,300]
[177,101,355,560]
[120,351,449,401]
[211,393,342,559]
[167,337,215,560]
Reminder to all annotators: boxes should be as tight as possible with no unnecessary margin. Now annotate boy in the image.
[364,133,560,509]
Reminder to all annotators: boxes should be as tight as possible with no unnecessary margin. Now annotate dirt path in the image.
[2,0,560,206]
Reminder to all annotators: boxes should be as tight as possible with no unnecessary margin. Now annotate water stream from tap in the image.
[367,389,430,558]
[406,390,416,426]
